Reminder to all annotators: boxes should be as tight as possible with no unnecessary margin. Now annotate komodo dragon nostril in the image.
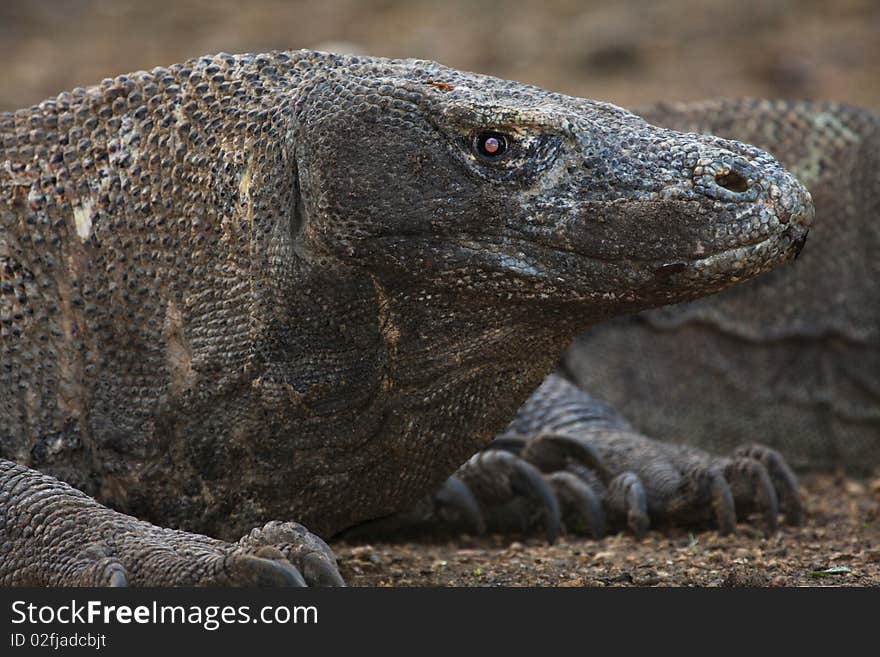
[714,168,749,193]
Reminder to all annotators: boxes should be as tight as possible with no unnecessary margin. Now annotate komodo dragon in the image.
[0,50,812,586]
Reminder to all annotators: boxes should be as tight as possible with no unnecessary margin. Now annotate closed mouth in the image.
[446,222,805,284]
[677,223,808,275]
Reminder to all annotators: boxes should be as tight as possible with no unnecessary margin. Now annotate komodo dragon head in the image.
[293,54,812,318]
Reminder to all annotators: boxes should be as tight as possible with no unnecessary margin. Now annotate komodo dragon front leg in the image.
[0,460,344,586]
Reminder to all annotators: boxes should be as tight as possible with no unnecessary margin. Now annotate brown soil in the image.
[334,474,880,586]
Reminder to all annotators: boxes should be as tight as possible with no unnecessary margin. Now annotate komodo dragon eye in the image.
[473,131,509,160]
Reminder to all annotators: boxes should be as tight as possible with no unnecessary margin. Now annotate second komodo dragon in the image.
[1,50,811,585]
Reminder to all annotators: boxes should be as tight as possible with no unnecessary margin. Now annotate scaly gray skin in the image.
[407,101,875,543]
[0,51,810,586]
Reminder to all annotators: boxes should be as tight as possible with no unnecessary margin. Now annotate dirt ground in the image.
[335,473,880,586]
[2,1,878,587]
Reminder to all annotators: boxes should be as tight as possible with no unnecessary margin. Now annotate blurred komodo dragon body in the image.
[0,50,823,586]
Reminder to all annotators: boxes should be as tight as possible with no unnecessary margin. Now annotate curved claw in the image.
[480,450,561,544]
[434,475,487,536]
[228,552,308,587]
[301,552,347,587]
[725,458,779,534]
[521,433,611,481]
[75,546,128,587]
[707,469,737,535]
[547,471,606,539]
[734,444,803,526]
[105,563,128,587]
[607,471,649,538]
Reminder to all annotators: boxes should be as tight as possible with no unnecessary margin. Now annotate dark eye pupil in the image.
[476,132,507,158]
[482,136,501,154]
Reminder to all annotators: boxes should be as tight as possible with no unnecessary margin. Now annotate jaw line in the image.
[361,228,799,302]
[451,227,793,274]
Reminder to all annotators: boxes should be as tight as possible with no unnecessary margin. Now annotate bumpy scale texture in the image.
[1,51,810,585]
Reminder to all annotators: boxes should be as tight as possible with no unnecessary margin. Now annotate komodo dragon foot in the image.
[347,373,803,543]
[453,374,804,540]
[0,460,344,586]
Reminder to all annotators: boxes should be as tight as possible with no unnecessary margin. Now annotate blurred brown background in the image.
[1,0,878,112]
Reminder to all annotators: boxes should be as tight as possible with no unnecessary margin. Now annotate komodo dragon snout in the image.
[293,57,812,315]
